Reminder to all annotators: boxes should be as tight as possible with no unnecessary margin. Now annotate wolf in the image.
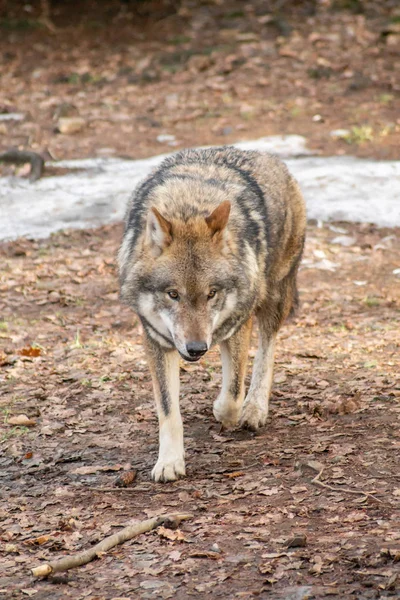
[118,147,306,482]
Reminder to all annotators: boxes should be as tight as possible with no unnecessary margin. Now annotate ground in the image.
[0,1,400,598]
[0,0,400,178]
[1,222,399,599]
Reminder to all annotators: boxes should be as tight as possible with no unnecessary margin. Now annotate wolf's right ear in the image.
[205,201,231,237]
[146,207,173,255]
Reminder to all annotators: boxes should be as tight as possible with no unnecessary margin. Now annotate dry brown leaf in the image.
[309,555,323,575]
[157,526,186,541]
[8,415,36,427]
[18,346,41,357]
[344,511,366,523]
[188,551,221,560]
[258,487,280,496]
[114,470,137,488]
[70,464,124,475]
[224,471,245,479]
[26,535,50,546]
[287,534,307,548]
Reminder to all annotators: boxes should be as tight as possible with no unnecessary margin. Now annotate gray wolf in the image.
[119,147,306,482]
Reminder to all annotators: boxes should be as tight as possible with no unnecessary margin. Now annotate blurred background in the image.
[0,0,399,177]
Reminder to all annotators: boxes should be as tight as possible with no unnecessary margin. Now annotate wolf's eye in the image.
[167,290,180,300]
[207,289,217,300]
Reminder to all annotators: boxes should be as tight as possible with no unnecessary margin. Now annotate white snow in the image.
[0,135,399,241]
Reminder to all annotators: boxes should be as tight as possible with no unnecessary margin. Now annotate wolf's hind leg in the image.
[213,318,252,428]
[240,320,277,431]
[143,335,185,482]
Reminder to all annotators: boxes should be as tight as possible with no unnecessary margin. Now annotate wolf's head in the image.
[121,201,252,361]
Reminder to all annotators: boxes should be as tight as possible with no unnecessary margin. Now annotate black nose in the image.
[186,341,208,358]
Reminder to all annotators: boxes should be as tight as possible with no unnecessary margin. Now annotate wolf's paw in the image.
[239,401,268,431]
[213,396,240,429]
[151,457,186,483]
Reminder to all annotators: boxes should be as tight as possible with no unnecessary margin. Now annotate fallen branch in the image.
[31,512,192,578]
[0,150,45,182]
[38,0,58,33]
[311,468,383,503]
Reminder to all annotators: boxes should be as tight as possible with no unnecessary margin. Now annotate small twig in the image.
[0,150,45,181]
[31,512,192,577]
[38,0,58,33]
[311,469,383,503]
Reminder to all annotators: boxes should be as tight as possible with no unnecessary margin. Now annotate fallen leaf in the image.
[287,534,307,548]
[27,535,50,546]
[8,415,36,427]
[224,471,245,479]
[114,470,137,487]
[344,511,366,523]
[258,487,280,496]
[188,551,221,559]
[178,491,191,502]
[157,526,186,541]
[309,554,323,575]
[18,346,41,357]
[70,464,124,475]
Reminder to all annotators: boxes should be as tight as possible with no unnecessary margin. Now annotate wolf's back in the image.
[123,147,299,248]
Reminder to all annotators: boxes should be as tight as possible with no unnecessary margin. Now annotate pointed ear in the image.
[146,207,172,253]
[205,201,231,237]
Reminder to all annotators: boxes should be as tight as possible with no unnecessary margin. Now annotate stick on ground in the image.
[0,150,45,181]
[311,469,383,503]
[31,512,192,578]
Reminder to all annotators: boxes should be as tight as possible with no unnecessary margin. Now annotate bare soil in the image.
[1,222,399,599]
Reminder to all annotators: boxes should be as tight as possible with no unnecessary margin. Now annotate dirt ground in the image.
[1,1,400,599]
[0,0,400,178]
[1,222,399,599]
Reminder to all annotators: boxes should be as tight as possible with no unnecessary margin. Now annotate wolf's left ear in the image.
[205,201,231,237]
[146,207,173,254]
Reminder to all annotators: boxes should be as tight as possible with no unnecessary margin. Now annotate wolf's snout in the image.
[186,341,208,358]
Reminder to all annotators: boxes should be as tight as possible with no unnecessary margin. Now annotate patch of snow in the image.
[1,136,400,241]
[234,134,312,156]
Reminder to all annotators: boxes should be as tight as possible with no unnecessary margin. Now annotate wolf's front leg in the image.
[240,324,277,431]
[143,335,185,482]
[213,318,252,428]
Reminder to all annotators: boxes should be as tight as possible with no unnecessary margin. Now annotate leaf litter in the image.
[1,0,400,592]
[1,219,398,598]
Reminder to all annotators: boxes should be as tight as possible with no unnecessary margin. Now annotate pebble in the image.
[57,117,86,134]
[330,128,350,138]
